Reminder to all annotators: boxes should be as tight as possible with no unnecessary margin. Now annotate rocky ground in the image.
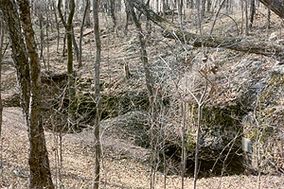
[0,107,284,188]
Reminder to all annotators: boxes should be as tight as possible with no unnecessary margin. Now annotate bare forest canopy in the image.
[128,0,284,61]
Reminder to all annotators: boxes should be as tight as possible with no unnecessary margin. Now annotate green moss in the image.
[186,134,196,152]
[185,104,244,154]
[259,72,284,107]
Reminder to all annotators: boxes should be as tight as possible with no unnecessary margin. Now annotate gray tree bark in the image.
[0,0,54,188]
[78,0,90,68]
[85,0,91,27]
[92,0,102,188]
[58,0,76,117]
[0,16,4,139]
[17,0,55,188]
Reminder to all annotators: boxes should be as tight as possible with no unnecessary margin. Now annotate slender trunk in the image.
[127,0,154,101]
[92,0,102,188]
[181,102,187,189]
[267,6,271,29]
[67,24,75,118]
[85,0,91,27]
[52,0,60,53]
[72,26,79,63]
[127,1,157,189]
[79,0,90,68]
[193,104,202,189]
[39,13,44,60]
[145,0,152,35]
[109,0,117,31]
[210,0,227,35]
[124,0,131,35]
[1,0,54,188]
[58,0,76,117]
[201,0,206,17]
[241,0,244,34]
[249,0,255,30]
[46,11,50,72]
[17,0,54,188]
[0,17,4,139]
[244,0,249,35]
[197,0,203,34]
[177,0,183,28]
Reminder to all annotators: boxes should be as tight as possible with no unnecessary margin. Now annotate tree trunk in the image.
[0,0,54,188]
[72,26,80,63]
[58,0,76,117]
[109,0,117,31]
[51,0,60,53]
[92,0,102,188]
[249,0,255,30]
[124,0,132,35]
[267,7,271,29]
[0,17,4,139]
[207,0,211,12]
[17,0,55,188]
[127,2,157,188]
[177,0,183,28]
[79,0,90,68]
[85,0,91,27]
[0,0,30,120]
[127,0,154,102]
[244,0,249,35]
[201,0,206,17]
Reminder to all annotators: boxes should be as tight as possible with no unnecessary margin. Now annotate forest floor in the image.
[1,8,284,189]
[0,108,284,188]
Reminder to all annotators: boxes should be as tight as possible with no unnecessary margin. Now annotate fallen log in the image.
[259,0,284,19]
[128,0,284,60]
[162,30,284,59]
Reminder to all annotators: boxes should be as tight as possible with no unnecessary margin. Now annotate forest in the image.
[0,0,284,188]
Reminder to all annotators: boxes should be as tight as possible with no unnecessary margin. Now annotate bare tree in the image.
[58,0,76,118]
[177,0,184,28]
[210,0,227,35]
[51,0,61,53]
[127,1,162,188]
[84,0,91,27]
[17,0,55,187]
[244,0,249,35]
[267,4,271,29]
[0,14,5,139]
[78,0,90,68]
[124,0,132,35]
[109,0,117,31]
[0,0,54,188]
[92,0,102,188]
[181,102,187,189]
[127,0,154,102]
[249,0,255,30]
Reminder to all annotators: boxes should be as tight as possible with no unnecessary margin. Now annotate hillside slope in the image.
[0,108,283,188]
